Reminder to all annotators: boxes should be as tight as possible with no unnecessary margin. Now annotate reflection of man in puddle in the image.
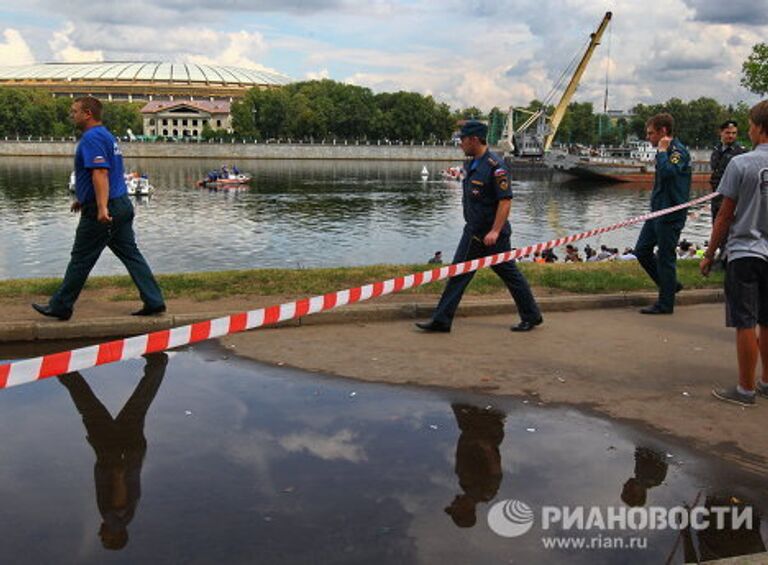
[58,353,167,550]
[621,447,668,507]
[445,403,505,528]
[681,495,766,562]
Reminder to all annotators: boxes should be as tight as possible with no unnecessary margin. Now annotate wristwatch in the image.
[703,250,715,260]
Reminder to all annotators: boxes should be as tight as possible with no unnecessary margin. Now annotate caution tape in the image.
[0,192,717,389]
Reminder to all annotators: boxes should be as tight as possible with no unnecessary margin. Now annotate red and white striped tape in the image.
[0,192,717,389]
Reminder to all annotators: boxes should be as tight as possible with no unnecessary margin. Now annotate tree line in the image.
[230,79,456,142]
[0,88,143,138]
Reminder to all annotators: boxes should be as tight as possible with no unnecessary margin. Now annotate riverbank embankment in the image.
[0,140,465,160]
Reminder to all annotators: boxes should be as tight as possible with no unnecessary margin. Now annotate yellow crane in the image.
[545,11,612,150]
[505,11,612,156]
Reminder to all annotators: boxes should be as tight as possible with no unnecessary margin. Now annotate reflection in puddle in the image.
[59,354,168,551]
[0,343,765,564]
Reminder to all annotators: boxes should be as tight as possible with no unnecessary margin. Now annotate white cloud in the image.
[3,1,764,111]
[0,28,35,65]
[187,30,277,73]
[49,23,103,62]
[306,68,330,80]
[279,429,367,463]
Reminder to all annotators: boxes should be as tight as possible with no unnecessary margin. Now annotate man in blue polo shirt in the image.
[33,96,165,320]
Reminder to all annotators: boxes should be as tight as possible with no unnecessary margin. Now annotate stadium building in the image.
[0,61,291,138]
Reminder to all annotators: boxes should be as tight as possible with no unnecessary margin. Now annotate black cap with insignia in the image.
[459,120,488,139]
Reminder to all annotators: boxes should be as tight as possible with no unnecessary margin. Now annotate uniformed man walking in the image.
[415,120,542,333]
[32,96,165,320]
[634,113,691,315]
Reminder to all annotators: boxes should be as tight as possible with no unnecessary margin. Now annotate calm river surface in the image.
[0,156,715,279]
[0,342,765,564]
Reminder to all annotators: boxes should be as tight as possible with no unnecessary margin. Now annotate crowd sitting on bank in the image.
[511,240,710,263]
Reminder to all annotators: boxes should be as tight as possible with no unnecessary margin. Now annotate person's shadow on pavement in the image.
[444,403,506,528]
[58,353,167,550]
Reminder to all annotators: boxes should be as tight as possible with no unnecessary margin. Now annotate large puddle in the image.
[0,343,765,564]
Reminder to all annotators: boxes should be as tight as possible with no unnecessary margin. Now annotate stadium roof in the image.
[0,61,291,86]
[0,61,291,99]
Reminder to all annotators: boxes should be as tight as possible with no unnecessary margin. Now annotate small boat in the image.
[196,173,252,188]
[67,171,154,195]
[125,173,154,196]
[440,166,463,182]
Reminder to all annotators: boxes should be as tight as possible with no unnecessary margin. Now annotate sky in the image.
[0,0,765,112]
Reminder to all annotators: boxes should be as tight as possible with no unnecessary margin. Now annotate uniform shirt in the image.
[717,144,768,262]
[74,125,127,204]
[461,149,512,236]
[710,141,747,191]
[650,138,691,223]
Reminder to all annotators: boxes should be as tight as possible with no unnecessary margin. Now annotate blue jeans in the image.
[432,228,541,327]
[49,195,164,314]
[634,218,684,311]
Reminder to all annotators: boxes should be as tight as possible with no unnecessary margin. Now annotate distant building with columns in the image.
[141,100,232,138]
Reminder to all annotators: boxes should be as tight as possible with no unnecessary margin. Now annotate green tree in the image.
[741,42,768,96]
[102,101,143,136]
[554,102,595,145]
[454,106,485,121]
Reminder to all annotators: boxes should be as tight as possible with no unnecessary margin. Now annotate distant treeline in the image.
[515,97,754,148]
[231,80,456,142]
[0,88,142,138]
[0,81,756,148]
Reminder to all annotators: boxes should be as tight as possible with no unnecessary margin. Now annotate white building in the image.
[141,100,232,139]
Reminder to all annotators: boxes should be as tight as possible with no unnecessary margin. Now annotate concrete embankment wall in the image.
[0,141,464,161]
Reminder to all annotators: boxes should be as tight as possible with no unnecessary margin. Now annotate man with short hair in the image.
[32,96,165,320]
[701,99,768,407]
[710,120,747,260]
[634,113,691,314]
[415,120,542,333]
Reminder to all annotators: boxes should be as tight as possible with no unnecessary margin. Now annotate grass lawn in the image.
[0,260,724,302]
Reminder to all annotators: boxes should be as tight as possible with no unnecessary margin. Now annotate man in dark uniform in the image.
[32,96,165,321]
[634,113,691,315]
[415,120,542,332]
[710,119,747,260]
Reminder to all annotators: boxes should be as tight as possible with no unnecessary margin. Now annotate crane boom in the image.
[543,11,612,151]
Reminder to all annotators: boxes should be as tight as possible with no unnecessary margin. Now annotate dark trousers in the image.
[432,228,540,326]
[634,218,684,311]
[50,195,164,313]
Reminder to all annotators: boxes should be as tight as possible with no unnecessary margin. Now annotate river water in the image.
[0,157,715,279]
[0,343,765,564]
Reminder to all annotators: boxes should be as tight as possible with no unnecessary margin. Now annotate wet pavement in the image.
[0,342,766,564]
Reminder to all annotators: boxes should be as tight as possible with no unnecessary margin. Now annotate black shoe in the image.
[712,386,756,407]
[511,316,543,332]
[32,303,72,321]
[132,304,167,316]
[676,282,683,293]
[415,320,451,333]
[640,304,673,315]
